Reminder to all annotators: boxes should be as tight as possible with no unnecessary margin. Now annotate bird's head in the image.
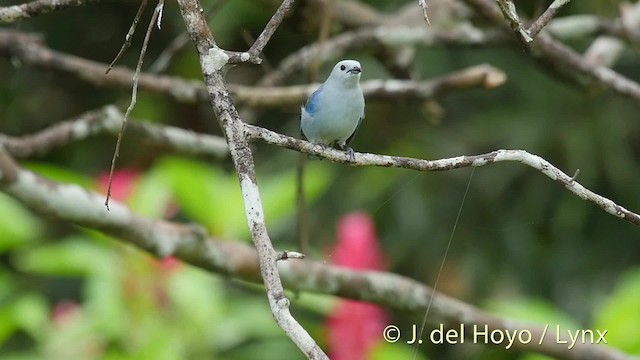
[327,60,362,87]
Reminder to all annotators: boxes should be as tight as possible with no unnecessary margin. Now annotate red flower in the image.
[327,212,389,360]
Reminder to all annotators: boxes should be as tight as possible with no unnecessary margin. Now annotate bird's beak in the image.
[348,67,361,74]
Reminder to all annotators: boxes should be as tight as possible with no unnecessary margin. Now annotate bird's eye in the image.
[340,65,346,71]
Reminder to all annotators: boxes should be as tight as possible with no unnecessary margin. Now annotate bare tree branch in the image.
[462,0,640,104]
[0,149,633,360]
[105,0,148,74]
[243,124,640,227]
[495,0,533,45]
[417,0,431,25]
[176,0,327,357]
[0,0,98,24]
[3,1,639,358]
[246,0,294,60]
[528,0,572,38]
[0,105,228,159]
[0,30,505,106]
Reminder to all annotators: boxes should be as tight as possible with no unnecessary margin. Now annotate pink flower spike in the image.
[327,301,390,360]
[327,212,390,359]
[333,212,385,270]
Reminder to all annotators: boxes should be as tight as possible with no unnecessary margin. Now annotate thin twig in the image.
[106,0,148,74]
[105,0,163,210]
[241,30,273,73]
[247,0,295,57]
[310,0,335,81]
[528,0,572,38]
[417,0,431,25]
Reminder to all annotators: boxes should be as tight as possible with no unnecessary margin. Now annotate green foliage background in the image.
[1,0,640,359]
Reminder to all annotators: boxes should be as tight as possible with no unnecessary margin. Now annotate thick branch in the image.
[176,0,326,357]
[0,150,632,360]
[0,105,228,159]
[0,0,98,24]
[243,125,640,227]
[0,30,504,106]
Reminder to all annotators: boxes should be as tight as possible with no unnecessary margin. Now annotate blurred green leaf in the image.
[155,157,245,237]
[593,268,640,354]
[370,341,428,360]
[14,236,115,276]
[218,295,285,350]
[22,163,94,189]
[128,168,174,218]
[11,294,48,340]
[484,297,578,329]
[130,94,172,124]
[0,307,18,346]
[0,352,42,360]
[84,267,126,339]
[0,194,43,253]
[0,294,48,345]
[261,164,333,228]
[168,267,225,339]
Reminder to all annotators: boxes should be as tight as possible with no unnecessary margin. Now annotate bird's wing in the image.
[345,105,365,147]
[304,85,323,116]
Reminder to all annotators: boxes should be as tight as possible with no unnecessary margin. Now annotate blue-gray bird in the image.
[301,60,365,159]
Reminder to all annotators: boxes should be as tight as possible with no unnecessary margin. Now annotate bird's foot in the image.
[344,147,355,162]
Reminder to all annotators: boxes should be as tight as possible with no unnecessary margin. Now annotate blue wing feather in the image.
[304,86,323,116]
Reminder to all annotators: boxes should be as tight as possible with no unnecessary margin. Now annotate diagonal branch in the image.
[528,0,572,38]
[243,124,640,227]
[246,0,294,61]
[0,0,99,24]
[0,149,633,360]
